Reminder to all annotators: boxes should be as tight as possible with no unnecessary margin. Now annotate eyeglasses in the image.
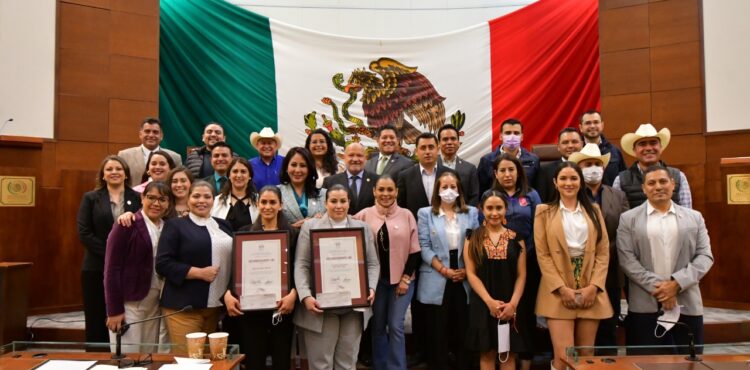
[145,195,169,203]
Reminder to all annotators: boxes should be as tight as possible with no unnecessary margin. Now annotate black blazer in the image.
[322,170,377,215]
[438,156,480,206]
[156,216,234,310]
[77,187,141,271]
[396,164,449,219]
[534,160,559,203]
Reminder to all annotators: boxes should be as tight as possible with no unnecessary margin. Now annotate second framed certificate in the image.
[233,230,291,311]
[310,227,369,309]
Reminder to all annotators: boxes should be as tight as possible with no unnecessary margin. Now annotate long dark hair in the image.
[141,150,177,183]
[548,162,603,242]
[305,129,339,175]
[96,155,132,189]
[491,153,530,196]
[218,157,257,206]
[430,170,469,215]
[468,190,509,267]
[280,147,320,198]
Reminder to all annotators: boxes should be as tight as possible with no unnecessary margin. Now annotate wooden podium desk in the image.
[0,341,244,370]
[564,345,750,370]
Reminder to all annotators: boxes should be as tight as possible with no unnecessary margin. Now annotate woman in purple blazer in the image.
[104,181,173,351]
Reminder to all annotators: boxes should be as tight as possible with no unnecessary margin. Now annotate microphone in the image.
[655,313,701,362]
[112,305,193,360]
[0,118,13,135]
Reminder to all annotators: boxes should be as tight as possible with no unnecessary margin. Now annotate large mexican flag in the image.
[160,0,600,164]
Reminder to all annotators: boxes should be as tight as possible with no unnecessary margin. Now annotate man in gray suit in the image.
[364,124,414,180]
[437,124,479,206]
[117,117,183,183]
[617,165,713,352]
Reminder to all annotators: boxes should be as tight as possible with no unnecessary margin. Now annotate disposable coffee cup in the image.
[186,332,207,359]
[208,332,229,360]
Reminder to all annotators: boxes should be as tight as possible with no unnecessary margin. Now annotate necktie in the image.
[349,175,359,206]
[218,177,227,193]
[376,156,388,175]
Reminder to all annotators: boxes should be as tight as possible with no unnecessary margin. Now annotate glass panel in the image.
[565,343,750,366]
[0,341,240,358]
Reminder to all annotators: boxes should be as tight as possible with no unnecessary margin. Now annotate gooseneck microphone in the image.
[112,305,193,360]
[655,314,701,362]
[0,118,13,135]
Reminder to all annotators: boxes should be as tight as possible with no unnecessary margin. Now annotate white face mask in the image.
[439,188,459,204]
[581,166,604,185]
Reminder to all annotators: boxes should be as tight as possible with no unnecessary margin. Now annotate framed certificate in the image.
[310,227,369,309]
[233,230,291,311]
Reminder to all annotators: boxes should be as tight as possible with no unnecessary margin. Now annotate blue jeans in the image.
[372,279,415,370]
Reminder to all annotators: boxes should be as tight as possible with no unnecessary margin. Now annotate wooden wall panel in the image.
[649,0,700,47]
[109,56,159,101]
[61,0,110,9]
[650,41,702,91]
[651,88,703,135]
[599,5,649,53]
[601,93,651,139]
[600,0,648,10]
[57,95,109,142]
[110,11,159,59]
[57,49,109,97]
[600,49,651,96]
[54,142,109,170]
[108,100,158,143]
[111,0,159,16]
[661,134,705,165]
[58,3,110,53]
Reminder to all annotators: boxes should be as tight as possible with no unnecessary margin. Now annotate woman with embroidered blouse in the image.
[277,147,326,228]
[465,190,527,370]
[353,175,420,370]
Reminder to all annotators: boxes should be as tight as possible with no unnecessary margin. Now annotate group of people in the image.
[76,112,714,370]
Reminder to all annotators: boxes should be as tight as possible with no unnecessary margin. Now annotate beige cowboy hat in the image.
[249,127,282,149]
[620,123,671,157]
[568,143,611,168]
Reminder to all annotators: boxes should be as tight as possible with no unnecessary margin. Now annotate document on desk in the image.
[35,360,97,370]
[159,364,212,370]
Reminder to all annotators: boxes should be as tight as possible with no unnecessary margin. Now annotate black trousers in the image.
[425,280,469,370]
[81,270,110,344]
[240,310,295,370]
[594,285,621,355]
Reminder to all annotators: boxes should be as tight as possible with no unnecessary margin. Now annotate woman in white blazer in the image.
[416,171,479,370]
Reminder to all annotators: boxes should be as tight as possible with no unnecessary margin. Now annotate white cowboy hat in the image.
[620,123,671,157]
[568,143,611,168]
[249,127,281,149]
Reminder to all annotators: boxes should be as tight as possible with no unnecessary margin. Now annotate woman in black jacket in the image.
[77,155,141,343]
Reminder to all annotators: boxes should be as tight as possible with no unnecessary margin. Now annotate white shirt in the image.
[141,210,164,289]
[646,201,679,279]
[441,156,456,170]
[420,164,437,205]
[189,213,233,308]
[438,208,460,251]
[560,202,588,258]
[140,144,162,165]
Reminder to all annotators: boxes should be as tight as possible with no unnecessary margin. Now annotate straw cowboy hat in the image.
[568,143,611,168]
[249,127,282,149]
[620,123,671,157]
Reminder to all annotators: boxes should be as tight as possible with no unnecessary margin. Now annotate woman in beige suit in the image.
[534,162,611,370]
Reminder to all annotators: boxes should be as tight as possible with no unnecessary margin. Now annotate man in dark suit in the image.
[477,118,540,195]
[437,124,479,206]
[322,142,376,215]
[201,141,232,194]
[569,143,629,352]
[365,124,414,181]
[534,127,584,202]
[397,132,447,219]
